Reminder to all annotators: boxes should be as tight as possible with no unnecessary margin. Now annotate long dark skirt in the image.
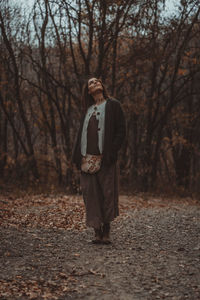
[80,163,119,229]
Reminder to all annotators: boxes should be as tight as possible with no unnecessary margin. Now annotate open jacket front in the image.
[72,98,126,170]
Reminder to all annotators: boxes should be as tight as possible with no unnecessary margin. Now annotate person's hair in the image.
[81,78,109,113]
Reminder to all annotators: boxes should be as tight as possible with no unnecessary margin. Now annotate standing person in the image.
[72,77,126,244]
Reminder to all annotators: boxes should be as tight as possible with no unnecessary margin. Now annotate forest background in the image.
[0,0,200,196]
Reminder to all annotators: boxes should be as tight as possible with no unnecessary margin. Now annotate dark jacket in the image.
[72,98,126,169]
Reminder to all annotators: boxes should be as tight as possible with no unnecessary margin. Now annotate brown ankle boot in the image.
[102,223,111,244]
[92,228,102,244]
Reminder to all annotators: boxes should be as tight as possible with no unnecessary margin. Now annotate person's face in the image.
[88,78,103,95]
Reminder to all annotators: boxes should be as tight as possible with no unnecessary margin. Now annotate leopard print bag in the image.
[81,154,102,174]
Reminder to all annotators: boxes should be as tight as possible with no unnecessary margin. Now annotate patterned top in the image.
[81,100,106,156]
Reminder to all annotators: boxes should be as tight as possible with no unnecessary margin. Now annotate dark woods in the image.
[0,0,200,194]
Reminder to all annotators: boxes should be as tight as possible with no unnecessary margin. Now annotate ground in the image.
[0,192,200,299]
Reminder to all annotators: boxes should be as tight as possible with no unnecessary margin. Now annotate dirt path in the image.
[0,194,200,299]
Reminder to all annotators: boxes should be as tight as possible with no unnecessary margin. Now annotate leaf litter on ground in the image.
[0,192,200,299]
